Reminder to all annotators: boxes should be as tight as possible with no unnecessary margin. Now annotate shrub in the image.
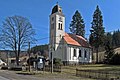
[53,58,62,66]
[109,53,120,65]
[27,57,35,66]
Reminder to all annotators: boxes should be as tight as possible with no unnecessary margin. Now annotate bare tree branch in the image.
[0,15,36,65]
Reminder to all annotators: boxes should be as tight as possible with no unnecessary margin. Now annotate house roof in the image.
[63,33,91,48]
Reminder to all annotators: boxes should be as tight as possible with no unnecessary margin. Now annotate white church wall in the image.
[66,45,92,64]
[68,46,79,62]
[62,43,68,61]
[55,15,65,48]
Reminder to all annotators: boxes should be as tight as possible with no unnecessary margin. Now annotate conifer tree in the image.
[112,30,120,48]
[89,5,105,63]
[104,33,114,64]
[69,10,85,37]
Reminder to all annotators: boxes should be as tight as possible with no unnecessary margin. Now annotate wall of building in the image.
[63,45,92,64]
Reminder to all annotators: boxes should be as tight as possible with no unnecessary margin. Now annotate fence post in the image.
[76,68,78,76]
[105,71,108,79]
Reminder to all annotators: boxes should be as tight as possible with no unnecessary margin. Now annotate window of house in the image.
[58,23,63,30]
[73,49,76,57]
[58,23,60,29]
[61,24,62,30]
[84,50,87,58]
[79,50,81,57]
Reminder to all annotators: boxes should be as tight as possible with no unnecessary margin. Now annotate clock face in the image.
[59,16,62,22]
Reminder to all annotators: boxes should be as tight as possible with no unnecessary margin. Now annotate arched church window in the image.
[73,49,76,57]
[61,24,62,30]
[79,50,81,57]
[58,23,60,29]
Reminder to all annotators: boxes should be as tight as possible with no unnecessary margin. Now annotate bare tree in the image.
[0,15,36,65]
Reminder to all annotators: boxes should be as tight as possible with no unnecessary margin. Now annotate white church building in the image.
[49,4,92,65]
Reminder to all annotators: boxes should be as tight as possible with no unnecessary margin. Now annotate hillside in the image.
[93,47,120,62]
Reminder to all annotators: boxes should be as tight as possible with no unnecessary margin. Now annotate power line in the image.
[35,30,118,41]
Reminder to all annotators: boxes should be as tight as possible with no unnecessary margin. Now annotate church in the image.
[49,4,92,65]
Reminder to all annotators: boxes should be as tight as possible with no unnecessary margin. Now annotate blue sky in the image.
[0,0,120,46]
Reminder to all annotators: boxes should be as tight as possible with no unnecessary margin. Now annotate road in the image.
[0,70,41,80]
[0,70,77,80]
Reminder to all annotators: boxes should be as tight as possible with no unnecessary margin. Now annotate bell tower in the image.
[49,3,65,52]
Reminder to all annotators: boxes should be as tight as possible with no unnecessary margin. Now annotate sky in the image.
[0,0,120,47]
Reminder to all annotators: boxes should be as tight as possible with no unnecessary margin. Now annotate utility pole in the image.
[28,42,30,72]
[51,51,53,73]
[7,51,9,66]
[50,45,53,73]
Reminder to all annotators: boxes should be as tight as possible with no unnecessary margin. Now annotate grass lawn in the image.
[62,64,120,71]
[16,64,120,80]
[77,64,120,71]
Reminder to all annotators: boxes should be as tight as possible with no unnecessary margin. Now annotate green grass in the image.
[76,64,120,71]
[15,64,120,80]
[61,64,120,79]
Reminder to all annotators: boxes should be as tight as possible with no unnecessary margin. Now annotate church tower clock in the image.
[49,3,65,58]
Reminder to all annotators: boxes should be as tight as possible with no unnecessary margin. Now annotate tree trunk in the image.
[16,53,19,66]
[16,45,20,66]
[15,50,19,66]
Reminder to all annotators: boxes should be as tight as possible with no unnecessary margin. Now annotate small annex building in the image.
[49,4,92,65]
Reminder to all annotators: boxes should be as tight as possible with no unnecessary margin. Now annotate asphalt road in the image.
[0,70,40,80]
[0,70,76,80]
[0,76,9,80]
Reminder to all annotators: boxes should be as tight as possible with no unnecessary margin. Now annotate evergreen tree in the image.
[69,10,85,37]
[112,30,120,48]
[89,5,105,63]
[104,33,114,64]
[30,44,49,57]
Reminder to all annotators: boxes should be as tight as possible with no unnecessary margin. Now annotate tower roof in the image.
[51,4,63,14]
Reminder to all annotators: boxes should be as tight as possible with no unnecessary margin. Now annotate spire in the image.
[51,3,63,14]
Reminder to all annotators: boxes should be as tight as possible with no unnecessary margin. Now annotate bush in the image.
[27,57,35,66]
[109,53,120,65]
[1,66,8,70]
[53,58,62,66]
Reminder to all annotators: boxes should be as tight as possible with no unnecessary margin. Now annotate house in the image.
[49,4,92,65]
[0,50,27,65]
[0,59,7,66]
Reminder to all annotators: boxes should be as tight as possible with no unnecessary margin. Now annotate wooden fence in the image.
[76,69,120,80]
